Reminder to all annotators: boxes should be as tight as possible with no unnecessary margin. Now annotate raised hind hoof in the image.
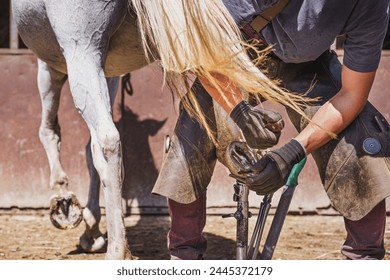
[49,192,83,230]
[79,233,107,253]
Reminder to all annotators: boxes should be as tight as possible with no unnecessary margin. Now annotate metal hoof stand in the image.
[223,158,307,260]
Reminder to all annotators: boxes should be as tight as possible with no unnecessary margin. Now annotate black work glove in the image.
[230,100,284,150]
[230,139,306,195]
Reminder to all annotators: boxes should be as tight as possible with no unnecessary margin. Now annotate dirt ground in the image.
[0,210,389,260]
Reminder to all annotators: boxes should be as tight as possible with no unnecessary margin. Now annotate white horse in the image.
[12,0,307,260]
[12,0,147,259]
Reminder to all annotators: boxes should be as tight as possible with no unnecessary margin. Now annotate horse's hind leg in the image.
[80,77,120,253]
[65,53,127,259]
[37,59,83,229]
[37,59,68,192]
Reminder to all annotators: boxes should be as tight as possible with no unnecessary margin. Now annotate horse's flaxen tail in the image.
[130,0,321,144]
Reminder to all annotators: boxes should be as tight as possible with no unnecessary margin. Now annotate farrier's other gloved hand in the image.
[231,139,306,195]
[230,100,284,150]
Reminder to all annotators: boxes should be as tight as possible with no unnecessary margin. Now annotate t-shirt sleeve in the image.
[343,1,389,72]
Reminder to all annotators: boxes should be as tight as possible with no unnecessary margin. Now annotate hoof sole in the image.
[49,192,83,230]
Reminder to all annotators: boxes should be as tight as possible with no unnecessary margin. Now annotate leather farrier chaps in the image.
[153,50,390,221]
[281,50,390,221]
[152,80,243,203]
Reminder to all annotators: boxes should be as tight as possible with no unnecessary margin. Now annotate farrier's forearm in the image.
[295,66,376,154]
[295,98,358,154]
[198,73,243,114]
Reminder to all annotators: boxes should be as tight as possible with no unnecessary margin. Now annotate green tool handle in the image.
[260,157,307,260]
[286,157,307,187]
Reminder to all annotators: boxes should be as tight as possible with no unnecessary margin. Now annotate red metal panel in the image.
[0,54,178,212]
[0,54,90,207]
[0,52,389,214]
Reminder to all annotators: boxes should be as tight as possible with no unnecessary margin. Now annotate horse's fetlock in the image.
[50,173,69,191]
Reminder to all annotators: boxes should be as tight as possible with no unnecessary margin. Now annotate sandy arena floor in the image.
[0,211,389,260]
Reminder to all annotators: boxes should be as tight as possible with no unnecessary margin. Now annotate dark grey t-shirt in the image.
[223,0,389,72]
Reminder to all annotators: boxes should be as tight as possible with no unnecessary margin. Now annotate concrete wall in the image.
[0,51,389,214]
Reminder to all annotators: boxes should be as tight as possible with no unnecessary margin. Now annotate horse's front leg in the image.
[37,59,83,229]
[80,77,121,254]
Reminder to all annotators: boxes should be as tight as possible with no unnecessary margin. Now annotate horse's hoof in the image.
[79,233,107,253]
[49,192,83,230]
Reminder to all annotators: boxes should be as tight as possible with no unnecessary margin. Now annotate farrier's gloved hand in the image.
[231,139,306,195]
[230,100,284,150]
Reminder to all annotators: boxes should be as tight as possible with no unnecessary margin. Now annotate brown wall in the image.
[0,52,389,214]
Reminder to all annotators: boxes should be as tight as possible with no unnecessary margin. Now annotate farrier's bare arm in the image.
[198,72,283,149]
[198,73,243,114]
[295,65,376,154]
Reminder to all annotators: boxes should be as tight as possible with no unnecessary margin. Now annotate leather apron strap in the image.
[250,0,290,32]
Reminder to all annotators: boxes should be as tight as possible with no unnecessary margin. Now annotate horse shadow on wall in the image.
[115,106,167,215]
[112,105,170,259]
